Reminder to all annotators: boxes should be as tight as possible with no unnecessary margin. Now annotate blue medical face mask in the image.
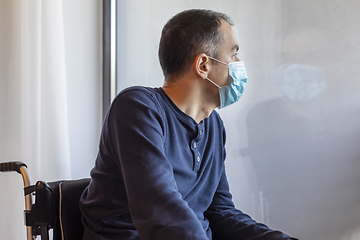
[206,56,248,109]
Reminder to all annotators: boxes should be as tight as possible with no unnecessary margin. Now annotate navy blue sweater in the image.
[79,86,294,240]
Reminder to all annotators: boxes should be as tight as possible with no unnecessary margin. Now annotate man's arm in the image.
[106,88,208,240]
[204,167,297,240]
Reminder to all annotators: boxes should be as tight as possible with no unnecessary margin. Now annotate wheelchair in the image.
[0,161,90,240]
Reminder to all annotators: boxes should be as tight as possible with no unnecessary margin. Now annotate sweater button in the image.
[193,142,197,149]
[197,156,200,162]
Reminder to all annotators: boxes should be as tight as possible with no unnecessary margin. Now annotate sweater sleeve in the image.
[105,88,208,240]
[204,167,296,240]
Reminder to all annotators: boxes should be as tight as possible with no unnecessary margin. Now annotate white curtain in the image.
[0,0,71,239]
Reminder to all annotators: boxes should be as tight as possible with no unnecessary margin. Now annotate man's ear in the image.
[194,53,210,79]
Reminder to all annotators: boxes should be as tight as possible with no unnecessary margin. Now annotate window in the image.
[104,1,360,239]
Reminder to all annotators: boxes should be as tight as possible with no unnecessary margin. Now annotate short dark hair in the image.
[158,9,233,79]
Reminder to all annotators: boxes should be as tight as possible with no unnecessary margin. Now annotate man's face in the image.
[208,20,240,87]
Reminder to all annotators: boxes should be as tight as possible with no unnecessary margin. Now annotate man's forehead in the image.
[219,20,239,51]
[231,25,241,51]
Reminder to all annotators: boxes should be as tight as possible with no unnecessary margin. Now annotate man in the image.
[80,9,297,240]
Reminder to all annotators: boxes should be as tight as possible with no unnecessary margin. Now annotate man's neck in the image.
[162,74,217,124]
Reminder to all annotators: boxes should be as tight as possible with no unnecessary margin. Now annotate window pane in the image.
[115,1,360,239]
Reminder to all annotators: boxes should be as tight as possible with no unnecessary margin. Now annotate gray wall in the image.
[62,0,102,180]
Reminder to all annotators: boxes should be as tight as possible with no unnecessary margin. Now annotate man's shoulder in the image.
[118,86,160,99]
[102,86,168,132]
[104,86,164,121]
[208,110,224,127]
[112,86,163,107]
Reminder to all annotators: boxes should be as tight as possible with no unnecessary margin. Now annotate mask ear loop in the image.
[206,56,228,89]
[206,77,220,88]
[207,56,229,66]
